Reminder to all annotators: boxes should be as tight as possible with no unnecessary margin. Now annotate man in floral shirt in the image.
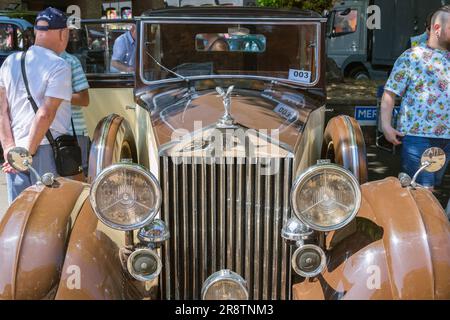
[381,6,449,199]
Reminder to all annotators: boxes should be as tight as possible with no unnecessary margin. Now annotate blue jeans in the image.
[401,135,450,187]
[6,144,58,204]
[76,135,90,176]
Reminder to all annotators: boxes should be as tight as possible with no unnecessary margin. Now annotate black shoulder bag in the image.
[21,51,82,177]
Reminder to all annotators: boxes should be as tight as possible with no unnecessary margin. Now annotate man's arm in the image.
[71,89,89,107]
[381,90,404,145]
[26,96,63,156]
[0,87,14,153]
[111,60,133,73]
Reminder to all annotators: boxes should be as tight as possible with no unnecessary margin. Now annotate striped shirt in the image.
[60,51,90,136]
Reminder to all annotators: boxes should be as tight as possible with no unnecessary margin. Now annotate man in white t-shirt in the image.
[0,7,72,203]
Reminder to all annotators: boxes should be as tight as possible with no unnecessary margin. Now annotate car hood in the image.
[136,81,326,157]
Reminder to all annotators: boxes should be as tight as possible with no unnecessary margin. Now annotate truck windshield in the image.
[142,22,319,85]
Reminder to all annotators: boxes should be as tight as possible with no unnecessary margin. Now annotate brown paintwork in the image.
[139,84,325,153]
[0,179,85,299]
[293,178,450,300]
[322,115,368,183]
[55,198,148,300]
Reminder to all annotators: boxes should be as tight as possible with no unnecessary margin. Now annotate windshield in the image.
[142,22,319,85]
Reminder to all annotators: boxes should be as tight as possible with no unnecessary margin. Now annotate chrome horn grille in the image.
[159,156,294,300]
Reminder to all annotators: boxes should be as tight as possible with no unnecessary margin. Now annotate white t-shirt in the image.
[0,45,72,148]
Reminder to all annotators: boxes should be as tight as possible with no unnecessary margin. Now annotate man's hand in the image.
[382,125,404,145]
[380,90,404,145]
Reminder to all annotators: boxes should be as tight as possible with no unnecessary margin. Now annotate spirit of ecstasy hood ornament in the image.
[216,85,237,128]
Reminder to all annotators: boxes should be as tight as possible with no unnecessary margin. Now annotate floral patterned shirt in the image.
[385,45,450,139]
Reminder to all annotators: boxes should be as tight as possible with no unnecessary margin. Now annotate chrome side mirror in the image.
[7,146,32,172]
[410,147,446,188]
[6,147,54,186]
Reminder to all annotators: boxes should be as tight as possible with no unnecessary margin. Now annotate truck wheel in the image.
[88,114,137,182]
[322,115,368,184]
[348,66,370,80]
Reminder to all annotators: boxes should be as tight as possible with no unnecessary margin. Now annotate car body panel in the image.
[54,198,149,300]
[293,177,450,300]
[0,179,85,299]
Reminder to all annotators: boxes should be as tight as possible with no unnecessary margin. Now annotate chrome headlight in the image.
[90,163,162,231]
[201,270,248,300]
[127,248,162,281]
[292,244,326,278]
[291,164,361,232]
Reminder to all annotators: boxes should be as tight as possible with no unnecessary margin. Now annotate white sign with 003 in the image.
[288,69,311,84]
[274,103,299,122]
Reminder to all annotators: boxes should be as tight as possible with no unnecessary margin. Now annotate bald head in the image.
[34,20,69,54]
[429,5,450,51]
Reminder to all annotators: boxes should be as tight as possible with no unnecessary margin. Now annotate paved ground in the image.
[0,144,448,221]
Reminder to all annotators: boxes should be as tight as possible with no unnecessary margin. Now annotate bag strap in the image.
[20,51,55,145]
[70,117,77,137]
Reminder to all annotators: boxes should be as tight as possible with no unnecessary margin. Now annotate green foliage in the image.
[256,0,333,13]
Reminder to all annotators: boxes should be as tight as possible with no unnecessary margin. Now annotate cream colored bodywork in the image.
[84,88,136,138]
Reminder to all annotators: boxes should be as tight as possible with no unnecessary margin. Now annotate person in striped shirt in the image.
[60,51,90,177]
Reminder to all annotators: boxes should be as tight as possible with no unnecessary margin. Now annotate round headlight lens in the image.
[291,164,361,231]
[201,270,248,300]
[292,244,326,278]
[127,248,162,281]
[90,163,162,231]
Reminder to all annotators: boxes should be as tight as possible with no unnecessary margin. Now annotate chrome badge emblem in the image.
[216,85,237,128]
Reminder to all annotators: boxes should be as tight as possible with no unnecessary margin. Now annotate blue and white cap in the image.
[35,7,68,31]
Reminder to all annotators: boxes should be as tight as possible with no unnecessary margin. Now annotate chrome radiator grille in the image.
[159,156,294,300]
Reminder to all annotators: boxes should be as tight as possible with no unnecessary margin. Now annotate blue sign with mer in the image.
[355,106,400,126]
[355,106,378,126]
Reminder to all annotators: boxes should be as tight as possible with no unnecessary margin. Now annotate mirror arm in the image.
[410,161,430,188]
[23,160,43,185]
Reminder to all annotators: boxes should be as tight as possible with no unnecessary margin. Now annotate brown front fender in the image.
[54,198,148,300]
[0,179,86,299]
[293,178,450,300]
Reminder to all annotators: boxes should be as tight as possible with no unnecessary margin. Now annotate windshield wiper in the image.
[145,49,189,83]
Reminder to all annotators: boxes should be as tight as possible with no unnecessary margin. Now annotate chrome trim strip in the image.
[210,162,217,272]
[226,160,235,270]
[272,158,281,299]
[191,160,198,298]
[182,160,189,298]
[140,17,328,22]
[254,161,262,299]
[263,166,272,300]
[172,160,180,299]
[281,158,292,300]
[162,157,171,299]
[235,161,244,275]
[343,116,360,181]
[219,163,226,269]
[244,160,254,299]
[95,114,116,177]
[201,158,208,285]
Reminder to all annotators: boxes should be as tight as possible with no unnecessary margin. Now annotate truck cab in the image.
[326,0,449,80]
[326,0,370,79]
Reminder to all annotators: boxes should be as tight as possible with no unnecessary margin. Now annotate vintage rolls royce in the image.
[1,7,449,300]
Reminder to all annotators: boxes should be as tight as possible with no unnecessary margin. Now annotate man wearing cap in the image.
[0,7,72,203]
